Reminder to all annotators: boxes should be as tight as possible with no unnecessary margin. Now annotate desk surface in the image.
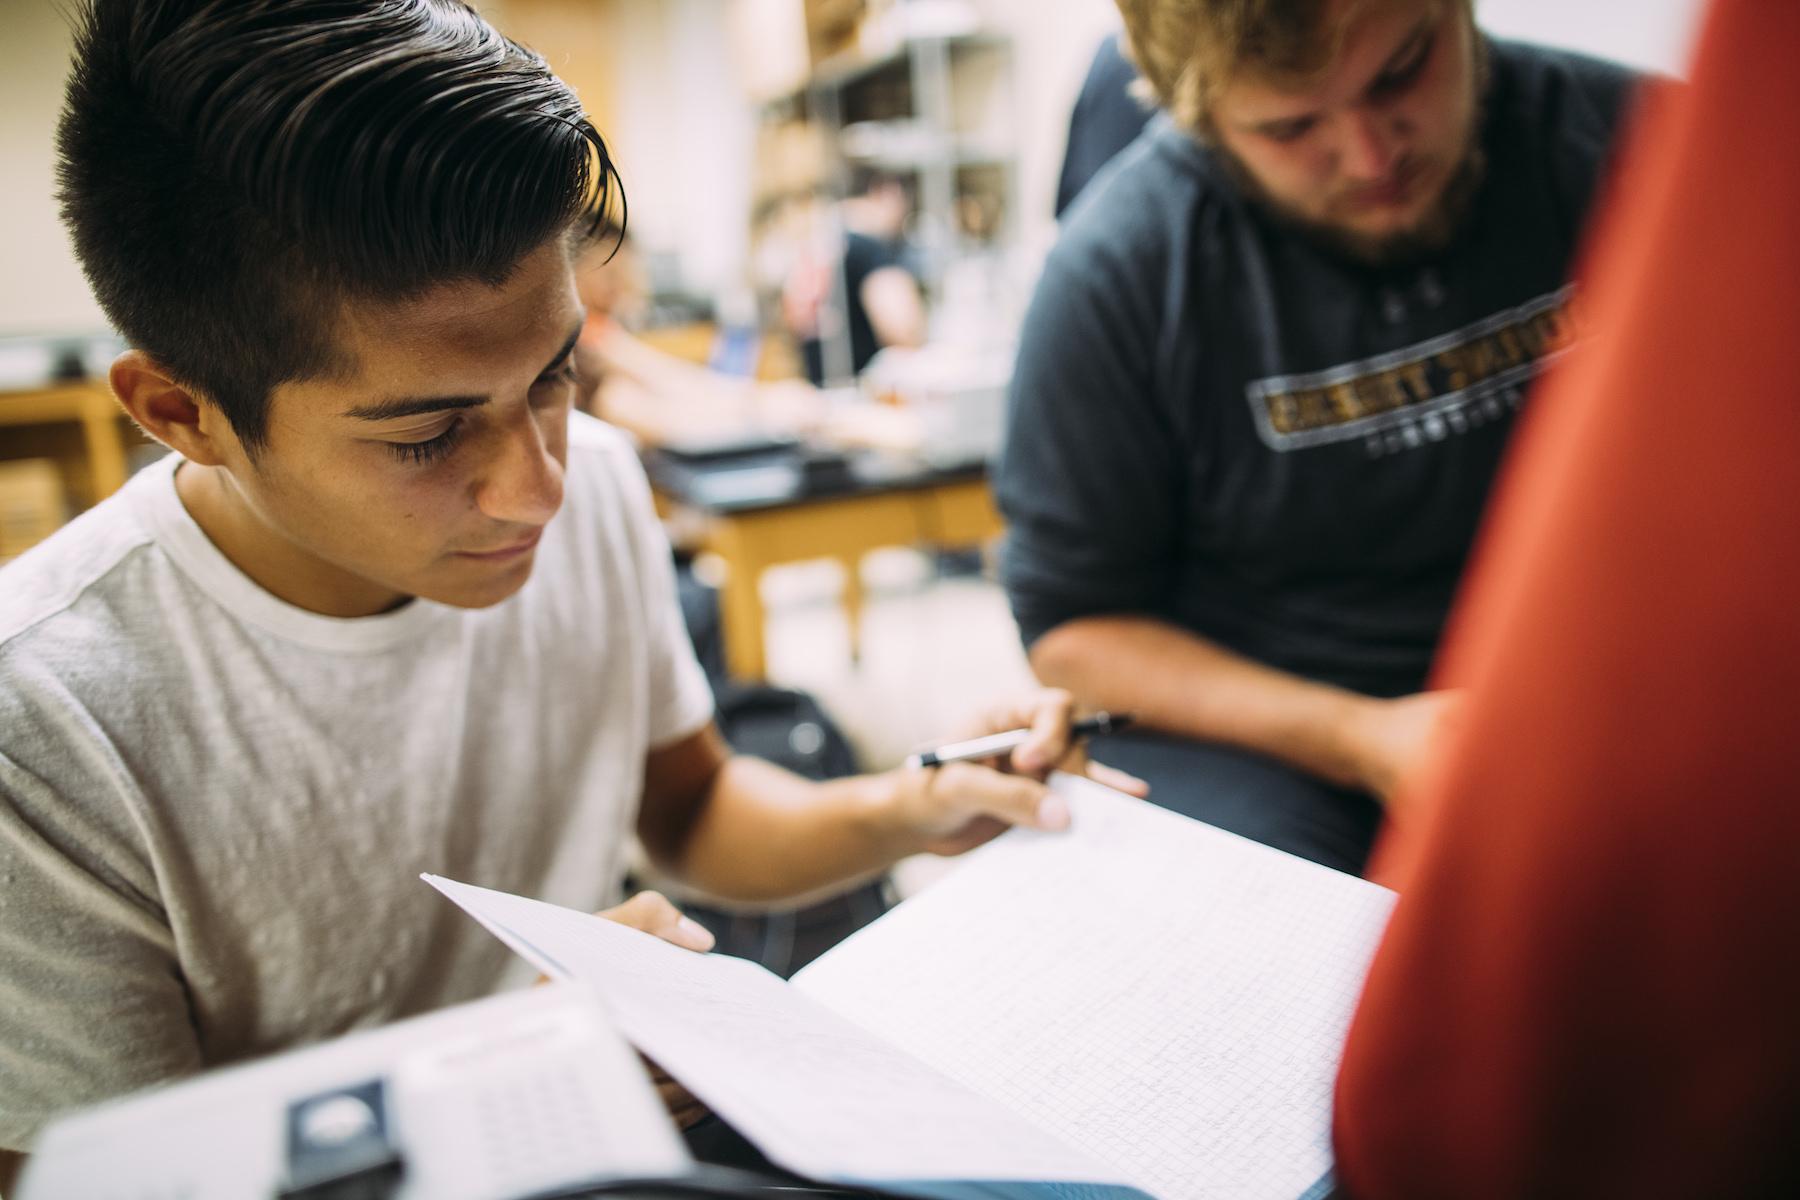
[643,443,988,515]
[0,380,138,508]
[644,442,1002,680]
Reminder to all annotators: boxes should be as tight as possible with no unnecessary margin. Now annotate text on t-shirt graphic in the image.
[1246,286,1577,457]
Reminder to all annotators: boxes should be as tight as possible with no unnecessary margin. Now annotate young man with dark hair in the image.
[0,1,1134,1181]
[999,0,1641,873]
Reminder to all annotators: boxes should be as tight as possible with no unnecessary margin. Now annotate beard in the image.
[1217,137,1489,269]
[1211,34,1494,270]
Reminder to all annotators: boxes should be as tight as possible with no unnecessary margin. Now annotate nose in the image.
[1339,109,1401,182]
[475,410,563,526]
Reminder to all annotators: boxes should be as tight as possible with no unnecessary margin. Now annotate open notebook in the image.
[425,773,1395,1200]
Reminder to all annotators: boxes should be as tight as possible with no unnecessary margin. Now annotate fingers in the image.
[641,1054,711,1130]
[935,762,1071,833]
[1009,689,1076,775]
[1084,759,1150,797]
[599,890,715,952]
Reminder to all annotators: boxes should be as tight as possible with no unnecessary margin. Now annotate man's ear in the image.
[109,350,233,467]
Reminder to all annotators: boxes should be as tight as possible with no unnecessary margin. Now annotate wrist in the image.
[854,767,938,861]
[1320,691,1388,794]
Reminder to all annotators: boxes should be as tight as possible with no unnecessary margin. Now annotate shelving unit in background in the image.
[814,32,1017,289]
[740,0,1022,385]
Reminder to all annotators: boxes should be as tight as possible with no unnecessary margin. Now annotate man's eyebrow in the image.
[343,321,583,422]
[1248,111,1319,134]
[540,322,583,377]
[344,392,488,422]
[1374,19,1434,78]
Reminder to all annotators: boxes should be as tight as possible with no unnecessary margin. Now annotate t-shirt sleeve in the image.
[603,436,716,750]
[0,750,202,1151]
[996,239,1182,648]
[843,232,906,290]
[1524,42,1651,246]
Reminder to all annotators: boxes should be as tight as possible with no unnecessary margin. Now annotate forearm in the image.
[861,269,926,349]
[1030,614,1376,790]
[597,325,751,408]
[654,755,921,904]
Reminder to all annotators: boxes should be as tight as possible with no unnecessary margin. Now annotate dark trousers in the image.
[1086,730,1384,877]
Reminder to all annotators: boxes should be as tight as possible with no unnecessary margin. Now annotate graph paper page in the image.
[422,874,1130,1194]
[792,774,1397,1200]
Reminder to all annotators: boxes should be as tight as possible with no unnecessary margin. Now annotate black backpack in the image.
[712,681,860,782]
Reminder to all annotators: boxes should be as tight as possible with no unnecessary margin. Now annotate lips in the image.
[1358,181,1411,207]
[1348,160,1428,210]
[456,529,543,561]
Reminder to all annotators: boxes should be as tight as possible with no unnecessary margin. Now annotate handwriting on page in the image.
[422,875,1126,1192]
[792,775,1396,1200]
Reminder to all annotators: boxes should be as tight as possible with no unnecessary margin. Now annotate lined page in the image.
[792,775,1395,1200]
[422,875,1134,1195]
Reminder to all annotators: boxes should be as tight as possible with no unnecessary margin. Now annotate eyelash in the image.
[389,418,465,465]
[385,355,578,466]
[540,356,579,387]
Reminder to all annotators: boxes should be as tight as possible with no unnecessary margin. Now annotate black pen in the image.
[904,712,1134,770]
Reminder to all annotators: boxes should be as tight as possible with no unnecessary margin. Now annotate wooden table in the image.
[0,381,136,507]
[647,449,1004,680]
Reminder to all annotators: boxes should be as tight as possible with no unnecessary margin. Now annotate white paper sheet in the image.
[791,774,1397,1200]
[422,874,1129,1192]
[20,985,688,1200]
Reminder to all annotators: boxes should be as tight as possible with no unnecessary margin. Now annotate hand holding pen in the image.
[891,694,1149,858]
[905,711,1135,769]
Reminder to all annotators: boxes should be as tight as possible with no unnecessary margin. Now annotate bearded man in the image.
[998,0,1642,872]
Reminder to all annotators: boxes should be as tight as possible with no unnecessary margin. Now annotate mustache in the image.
[1336,157,1427,207]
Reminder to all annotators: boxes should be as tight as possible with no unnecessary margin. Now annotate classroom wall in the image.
[987,0,1124,265]
[480,0,758,300]
[0,0,109,335]
[599,0,755,301]
[1477,0,1706,75]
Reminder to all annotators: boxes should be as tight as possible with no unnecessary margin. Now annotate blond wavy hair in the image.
[1116,0,1468,136]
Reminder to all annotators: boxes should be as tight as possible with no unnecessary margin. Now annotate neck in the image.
[174,461,410,618]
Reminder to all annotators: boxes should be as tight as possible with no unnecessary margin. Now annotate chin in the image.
[421,555,539,610]
[1312,149,1486,268]
[1343,204,1439,246]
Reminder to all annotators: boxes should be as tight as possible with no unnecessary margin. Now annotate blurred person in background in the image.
[782,167,926,387]
[999,0,1644,875]
[1055,30,1155,219]
[574,222,822,447]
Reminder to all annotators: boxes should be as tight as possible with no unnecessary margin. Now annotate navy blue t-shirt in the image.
[999,39,1641,698]
[801,232,910,386]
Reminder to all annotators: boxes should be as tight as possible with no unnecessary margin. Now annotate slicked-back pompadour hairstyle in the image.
[1116,0,1469,137]
[58,0,623,452]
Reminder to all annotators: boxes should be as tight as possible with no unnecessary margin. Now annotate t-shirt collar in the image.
[129,454,457,653]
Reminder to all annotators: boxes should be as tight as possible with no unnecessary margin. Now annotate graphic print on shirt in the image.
[1246,285,1577,458]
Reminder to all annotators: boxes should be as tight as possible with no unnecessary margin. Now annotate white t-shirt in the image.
[0,413,713,1151]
